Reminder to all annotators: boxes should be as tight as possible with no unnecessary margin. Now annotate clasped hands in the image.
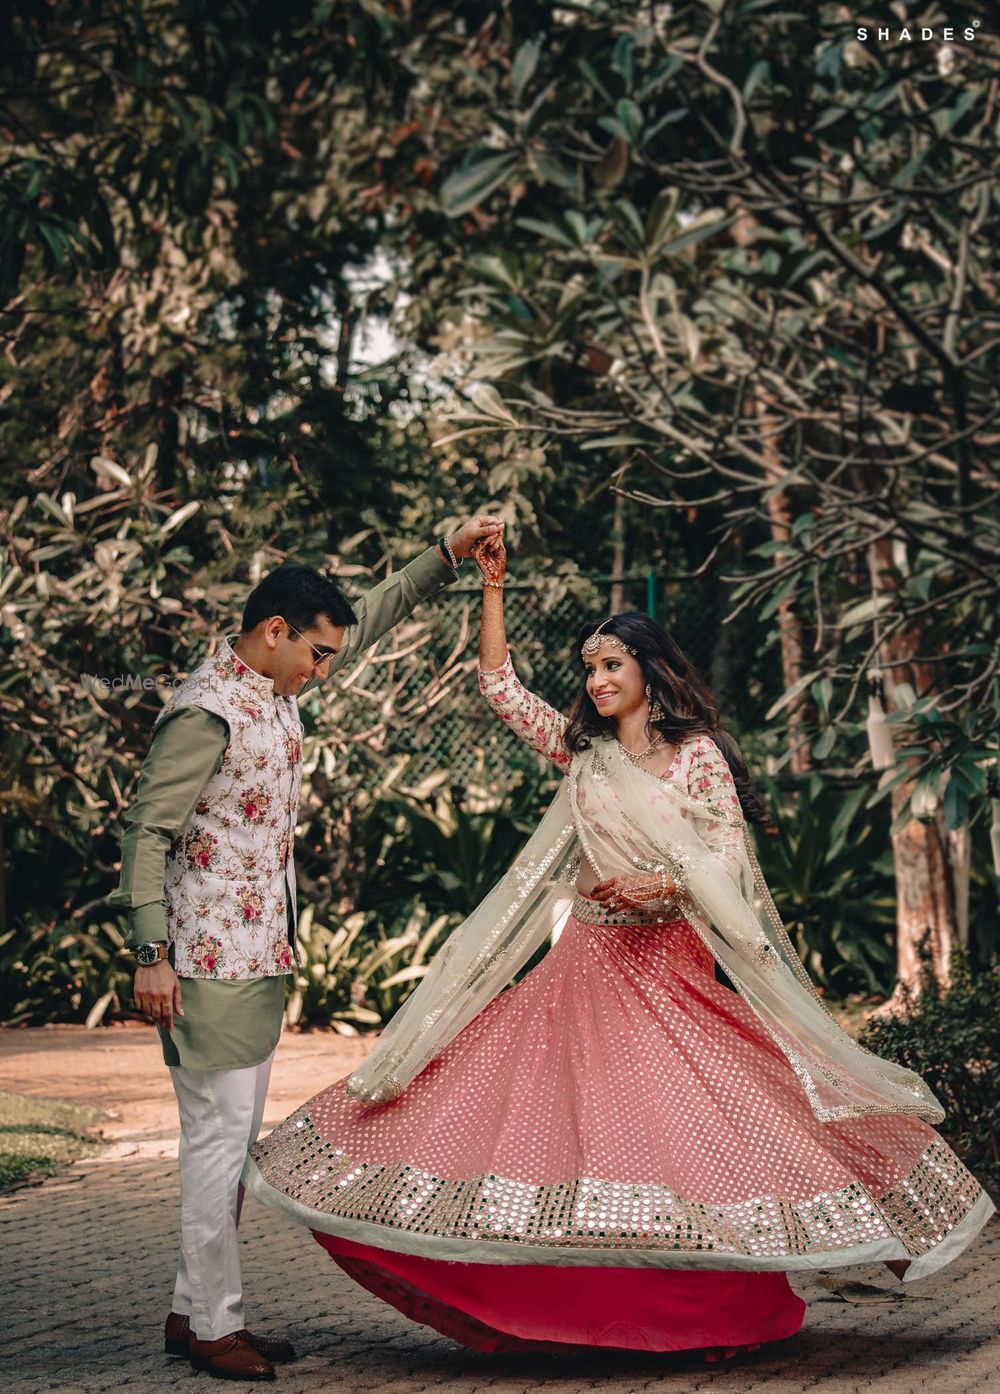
[472,533,507,586]
[590,872,678,911]
[449,515,504,560]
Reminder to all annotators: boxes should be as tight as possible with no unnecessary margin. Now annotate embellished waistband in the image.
[569,893,684,929]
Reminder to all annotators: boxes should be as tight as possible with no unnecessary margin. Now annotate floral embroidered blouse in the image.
[478,650,746,884]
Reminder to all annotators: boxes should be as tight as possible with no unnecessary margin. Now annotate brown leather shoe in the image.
[189,1331,275,1381]
[165,1313,296,1364]
[235,1329,297,1364]
[164,1311,192,1357]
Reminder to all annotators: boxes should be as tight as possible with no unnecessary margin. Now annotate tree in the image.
[359,2,999,991]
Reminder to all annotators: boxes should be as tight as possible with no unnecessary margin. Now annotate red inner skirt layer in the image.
[315,1232,806,1354]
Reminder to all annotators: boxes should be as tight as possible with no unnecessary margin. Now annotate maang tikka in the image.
[580,618,637,660]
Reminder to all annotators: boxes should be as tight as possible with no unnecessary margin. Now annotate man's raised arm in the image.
[301,517,503,693]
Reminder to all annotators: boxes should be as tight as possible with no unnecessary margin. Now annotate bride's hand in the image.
[590,873,677,910]
[473,535,507,587]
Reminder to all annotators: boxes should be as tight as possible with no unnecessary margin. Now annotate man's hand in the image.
[134,960,184,1032]
[590,873,678,910]
[448,515,504,560]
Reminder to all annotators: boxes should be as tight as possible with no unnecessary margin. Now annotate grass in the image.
[0,1091,104,1191]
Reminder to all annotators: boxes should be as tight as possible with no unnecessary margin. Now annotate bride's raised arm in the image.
[474,539,571,774]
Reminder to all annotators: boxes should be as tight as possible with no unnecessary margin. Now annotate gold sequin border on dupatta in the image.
[248,1107,987,1268]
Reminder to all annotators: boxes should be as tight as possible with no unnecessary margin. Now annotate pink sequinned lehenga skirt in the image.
[244,895,995,1356]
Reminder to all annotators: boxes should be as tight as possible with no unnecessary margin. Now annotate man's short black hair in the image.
[241,563,358,634]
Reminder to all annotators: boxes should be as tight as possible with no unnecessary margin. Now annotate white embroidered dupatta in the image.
[346,740,944,1126]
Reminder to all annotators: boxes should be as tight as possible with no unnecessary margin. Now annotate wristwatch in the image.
[135,942,170,966]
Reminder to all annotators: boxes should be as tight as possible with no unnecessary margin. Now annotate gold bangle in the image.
[481,578,506,589]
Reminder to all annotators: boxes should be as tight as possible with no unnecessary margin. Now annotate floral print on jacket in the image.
[156,636,302,981]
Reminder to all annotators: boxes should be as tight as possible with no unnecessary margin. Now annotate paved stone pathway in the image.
[1,1026,997,1394]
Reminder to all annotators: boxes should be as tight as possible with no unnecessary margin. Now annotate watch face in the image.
[137,944,160,965]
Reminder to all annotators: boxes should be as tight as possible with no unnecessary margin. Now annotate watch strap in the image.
[436,535,460,571]
[135,941,170,964]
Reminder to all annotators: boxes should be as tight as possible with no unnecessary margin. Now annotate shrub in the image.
[858,938,1000,1194]
[754,775,897,994]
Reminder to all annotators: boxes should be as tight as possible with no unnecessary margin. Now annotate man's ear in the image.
[261,617,284,650]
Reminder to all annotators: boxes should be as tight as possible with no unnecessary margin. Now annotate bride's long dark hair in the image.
[564,612,773,827]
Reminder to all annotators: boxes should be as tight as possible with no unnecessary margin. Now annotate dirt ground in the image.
[0,1021,374,1153]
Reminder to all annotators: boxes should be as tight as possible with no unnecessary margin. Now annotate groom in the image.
[107,518,502,1380]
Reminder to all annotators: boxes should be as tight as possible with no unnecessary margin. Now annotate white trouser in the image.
[169,1051,275,1340]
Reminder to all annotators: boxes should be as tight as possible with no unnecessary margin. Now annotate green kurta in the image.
[106,544,458,1069]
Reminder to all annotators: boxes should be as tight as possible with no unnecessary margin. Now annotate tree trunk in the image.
[609,490,626,613]
[727,198,814,773]
[868,537,961,1006]
[754,387,813,773]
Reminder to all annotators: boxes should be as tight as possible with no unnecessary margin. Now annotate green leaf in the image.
[466,384,516,422]
[759,572,798,619]
[514,216,576,248]
[611,34,635,90]
[865,763,918,808]
[645,188,679,250]
[943,775,967,831]
[862,81,902,113]
[469,253,522,291]
[530,152,578,190]
[765,669,822,720]
[616,98,644,144]
[635,54,684,101]
[641,107,688,145]
[952,762,987,794]
[811,677,833,716]
[441,151,518,218]
[577,58,614,105]
[827,784,868,854]
[838,594,894,628]
[743,60,770,101]
[942,86,980,132]
[159,500,201,537]
[579,435,644,450]
[862,205,908,243]
[812,105,847,133]
[812,726,836,760]
[658,213,734,257]
[35,493,70,527]
[888,148,930,189]
[786,250,831,288]
[815,39,844,84]
[611,199,645,246]
[511,38,542,103]
[564,210,589,246]
[37,221,68,265]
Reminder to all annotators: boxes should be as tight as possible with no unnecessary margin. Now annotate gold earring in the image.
[646,684,665,722]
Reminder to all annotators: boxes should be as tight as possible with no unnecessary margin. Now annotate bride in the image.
[243,534,994,1360]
